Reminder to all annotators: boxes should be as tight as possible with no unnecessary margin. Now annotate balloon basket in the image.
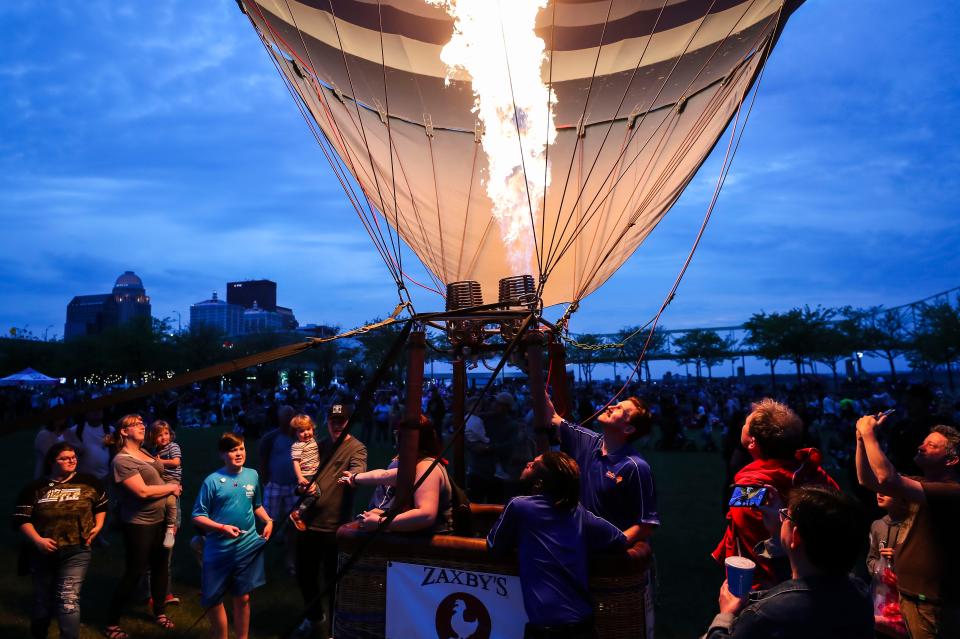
[334,506,652,639]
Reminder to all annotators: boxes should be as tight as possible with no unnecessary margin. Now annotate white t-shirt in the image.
[69,423,111,479]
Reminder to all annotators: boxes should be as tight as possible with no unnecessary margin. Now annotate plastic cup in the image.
[725,556,756,597]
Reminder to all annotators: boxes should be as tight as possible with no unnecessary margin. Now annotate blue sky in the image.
[1,0,958,343]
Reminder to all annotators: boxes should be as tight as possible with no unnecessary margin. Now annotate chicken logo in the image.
[434,592,491,639]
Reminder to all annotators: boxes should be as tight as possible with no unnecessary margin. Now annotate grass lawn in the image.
[1,426,727,638]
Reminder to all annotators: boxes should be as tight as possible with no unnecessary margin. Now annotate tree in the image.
[861,306,910,381]
[744,311,789,388]
[910,301,960,391]
[355,319,409,383]
[617,325,668,382]
[568,334,605,383]
[812,306,862,390]
[672,329,735,383]
[778,306,833,384]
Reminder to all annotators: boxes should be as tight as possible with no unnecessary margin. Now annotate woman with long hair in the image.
[104,414,182,639]
[339,414,453,533]
[13,442,108,639]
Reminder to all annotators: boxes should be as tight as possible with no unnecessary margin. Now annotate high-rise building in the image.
[65,271,152,340]
[190,292,244,336]
[227,280,277,312]
[192,279,298,336]
[243,301,285,334]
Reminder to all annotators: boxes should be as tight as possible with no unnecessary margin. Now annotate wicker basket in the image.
[334,507,651,639]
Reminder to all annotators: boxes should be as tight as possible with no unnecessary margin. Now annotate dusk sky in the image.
[2,0,958,342]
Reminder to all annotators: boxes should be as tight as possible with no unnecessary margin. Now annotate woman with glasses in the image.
[103,414,183,639]
[13,442,108,639]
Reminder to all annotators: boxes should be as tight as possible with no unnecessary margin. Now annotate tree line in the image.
[567,300,960,390]
[3,298,958,391]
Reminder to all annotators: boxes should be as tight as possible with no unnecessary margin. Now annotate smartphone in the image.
[729,485,767,508]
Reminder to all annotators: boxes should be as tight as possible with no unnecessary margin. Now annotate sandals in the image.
[154,614,176,630]
[104,625,129,639]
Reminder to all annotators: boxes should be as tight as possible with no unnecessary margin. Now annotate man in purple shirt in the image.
[544,395,659,544]
[488,452,626,638]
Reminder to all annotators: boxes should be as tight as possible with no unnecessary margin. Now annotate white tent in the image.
[0,367,60,386]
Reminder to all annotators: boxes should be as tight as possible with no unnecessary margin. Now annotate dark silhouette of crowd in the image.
[8,368,960,639]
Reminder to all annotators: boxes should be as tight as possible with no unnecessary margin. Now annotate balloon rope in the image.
[539,0,618,285]
[542,0,730,275]
[249,24,402,287]
[566,2,778,300]
[577,5,783,427]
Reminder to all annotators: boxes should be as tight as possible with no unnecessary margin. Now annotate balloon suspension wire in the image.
[255,0,440,300]
[274,314,538,639]
[578,12,779,428]
[248,1,403,293]
[569,0,774,301]
[281,0,440,300]
[545,0,771,286]
[538,0,558,284]
[539,0,617,292]
[248,13,405,295]
[542,0,726,276]
[376,0,405,291]
[496,0,543,281]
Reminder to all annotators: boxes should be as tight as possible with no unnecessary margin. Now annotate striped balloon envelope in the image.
[238,0,802,308]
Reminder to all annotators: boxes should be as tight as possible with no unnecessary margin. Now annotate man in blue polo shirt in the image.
[488,451,627,638]
[544,394,659,543]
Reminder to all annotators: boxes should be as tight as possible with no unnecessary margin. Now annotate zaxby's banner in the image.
[386,561,528,639]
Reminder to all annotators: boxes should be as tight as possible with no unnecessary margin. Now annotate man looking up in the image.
[543,392,658,636]
[702,487,873,639]
[713,399,837,588]
[543,394,658,544]
[856,415,960,639]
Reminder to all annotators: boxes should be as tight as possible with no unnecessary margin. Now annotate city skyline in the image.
[1,1,958,341]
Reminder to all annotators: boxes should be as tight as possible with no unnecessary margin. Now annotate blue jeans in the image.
[30,544,91,639]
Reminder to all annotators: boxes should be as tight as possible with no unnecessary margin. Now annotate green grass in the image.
[1,427,725,638]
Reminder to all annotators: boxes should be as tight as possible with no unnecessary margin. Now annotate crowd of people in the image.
[8,371,960,638]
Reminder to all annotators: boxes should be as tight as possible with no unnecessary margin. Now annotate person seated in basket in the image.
[487,451,627,639]
[339,414,453,533]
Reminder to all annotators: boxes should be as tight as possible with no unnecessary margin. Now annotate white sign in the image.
[386,561,528,639]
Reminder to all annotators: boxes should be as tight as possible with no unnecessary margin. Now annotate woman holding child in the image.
[104,414,183,639]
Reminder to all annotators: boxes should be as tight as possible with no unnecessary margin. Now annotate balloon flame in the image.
[427,0,556,276]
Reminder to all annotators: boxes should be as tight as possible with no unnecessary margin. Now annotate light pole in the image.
[44,324,53,341]
[171,310,182,334]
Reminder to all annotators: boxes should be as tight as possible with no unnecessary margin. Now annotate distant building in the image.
[228,280,277,312]
[190,292,243,336]
[243,301,285,334]
[65,271,152,340]
[191,279,298,336]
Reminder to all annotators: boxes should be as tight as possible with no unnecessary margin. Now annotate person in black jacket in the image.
[701,486,873,639]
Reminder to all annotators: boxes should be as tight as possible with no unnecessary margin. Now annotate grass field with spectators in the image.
[0,425,725,638]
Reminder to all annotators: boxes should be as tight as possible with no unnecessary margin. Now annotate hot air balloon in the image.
[238,0,801,310]
[234,2,804,636]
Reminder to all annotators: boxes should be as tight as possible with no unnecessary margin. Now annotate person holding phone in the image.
[713,399,838,589]
[856,414,960,638]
